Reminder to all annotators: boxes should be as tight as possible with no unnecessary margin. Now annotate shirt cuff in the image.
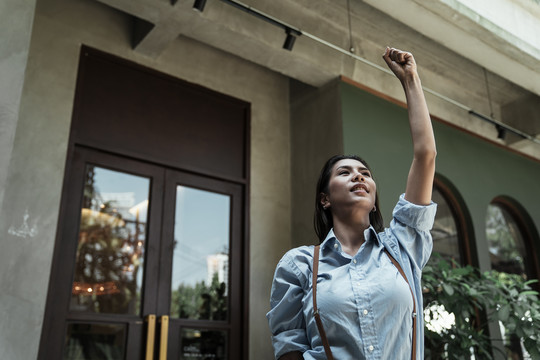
[272,329,309,358]
[392,193,437,232]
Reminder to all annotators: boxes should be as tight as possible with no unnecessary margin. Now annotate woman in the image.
[266,47,437,359]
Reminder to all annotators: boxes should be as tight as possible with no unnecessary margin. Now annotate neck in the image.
[332,210,371,256]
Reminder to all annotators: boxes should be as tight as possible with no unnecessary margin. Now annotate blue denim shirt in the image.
[267,194,437,359]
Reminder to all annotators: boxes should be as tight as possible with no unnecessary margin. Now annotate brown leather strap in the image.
[312,245,334,360]
[312,245,417,360]
[383,249,417,360]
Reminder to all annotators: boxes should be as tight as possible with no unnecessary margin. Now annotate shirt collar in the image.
[320,226,380,253]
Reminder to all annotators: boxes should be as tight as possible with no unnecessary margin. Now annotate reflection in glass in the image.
[486,203,526,278]
[486,203,529,360]
[180,328,227,360]
[430,187,461,264]
[70,166,150,315]
[170,186,230,320]
[63,323,126,360]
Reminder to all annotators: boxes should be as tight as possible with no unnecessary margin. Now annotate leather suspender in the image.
[312,245,334,360]
[312,245,417,360]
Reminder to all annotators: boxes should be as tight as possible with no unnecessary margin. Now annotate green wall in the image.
[340,81,540,271]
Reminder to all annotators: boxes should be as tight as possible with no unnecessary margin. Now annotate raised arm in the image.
[383,47,436,205]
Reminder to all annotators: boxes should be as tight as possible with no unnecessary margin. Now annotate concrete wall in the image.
[0,1,38,359]
[0,0,291,358]
[0,0,36,225]
[290,79,344,248]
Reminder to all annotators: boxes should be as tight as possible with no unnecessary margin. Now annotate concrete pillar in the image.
[0,0,36,219]
[0,1,38,358]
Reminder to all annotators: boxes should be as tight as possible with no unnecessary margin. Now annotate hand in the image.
[382,47,418,84]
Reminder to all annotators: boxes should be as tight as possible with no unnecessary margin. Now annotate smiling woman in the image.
[267,47,438,360]
[314,155,384,245]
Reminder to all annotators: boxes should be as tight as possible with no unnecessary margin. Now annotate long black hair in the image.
[314,155,384,243]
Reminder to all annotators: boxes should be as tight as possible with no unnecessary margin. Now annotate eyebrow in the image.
[335,165,370,172]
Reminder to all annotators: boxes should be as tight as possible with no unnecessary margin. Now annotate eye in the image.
[338,170,349,175]
[362,171,371,177]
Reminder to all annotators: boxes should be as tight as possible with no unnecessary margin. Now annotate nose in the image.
[353,173,364,182]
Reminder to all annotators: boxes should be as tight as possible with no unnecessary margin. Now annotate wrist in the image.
[401,73,422,92]
[401,72,421,86]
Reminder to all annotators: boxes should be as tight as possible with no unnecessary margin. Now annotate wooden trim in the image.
[340,75,540,165]
[241,101,251,360]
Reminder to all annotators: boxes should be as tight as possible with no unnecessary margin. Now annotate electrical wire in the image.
[218,0,540,146]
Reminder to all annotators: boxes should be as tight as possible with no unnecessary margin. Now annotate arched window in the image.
[486,197,539,280]
[486,203,527,277]
[430,177,472,266]
[485,197,540,360]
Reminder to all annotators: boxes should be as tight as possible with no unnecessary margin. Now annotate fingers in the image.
[383,47,413,65]
[382,47,393,66]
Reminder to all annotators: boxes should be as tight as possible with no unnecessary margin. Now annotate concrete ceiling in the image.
[365,0,540,97]
[93,0,540,157]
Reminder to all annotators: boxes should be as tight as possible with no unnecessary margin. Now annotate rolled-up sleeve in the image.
[387,193,437,269]
[266,253,309,358]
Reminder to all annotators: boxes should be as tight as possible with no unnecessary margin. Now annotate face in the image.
[321,159,377,213]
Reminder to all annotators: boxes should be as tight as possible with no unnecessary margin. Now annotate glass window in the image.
[71,165,150,315]
[486,200,535,360]
[170,186,230,321]
[63,323,126,359]
[430,186,461,264]
[486,203,527,278]
[180,328,228,360]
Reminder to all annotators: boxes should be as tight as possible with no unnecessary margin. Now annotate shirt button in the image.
[363,309,368,315]
[334,243,338,249]
[368,345,374,352]
[353,259,357,264]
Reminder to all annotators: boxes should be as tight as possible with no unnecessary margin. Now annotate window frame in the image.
[432,176,475,266]
[489,196,540,282]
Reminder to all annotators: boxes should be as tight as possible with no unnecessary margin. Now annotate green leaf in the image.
[498,304,510,322]
[442,283,454,296]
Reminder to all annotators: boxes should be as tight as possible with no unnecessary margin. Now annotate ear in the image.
[319,192,330,209]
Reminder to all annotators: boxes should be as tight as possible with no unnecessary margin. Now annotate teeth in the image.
[352,185,367,192]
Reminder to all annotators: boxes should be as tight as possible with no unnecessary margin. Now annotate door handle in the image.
[159,315,169,360]
[144,315,156,360]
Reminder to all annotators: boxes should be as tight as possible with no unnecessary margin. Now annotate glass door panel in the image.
[180,328,228,360]
[71,165,150,315]
[161,170,243,360]
[51,148,166,360]
[45,148,243,360]
[170,186,231,321]
[63,323,126,360]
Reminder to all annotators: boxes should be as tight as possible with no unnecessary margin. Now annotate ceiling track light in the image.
[219,0,302,51]
[193,0,207,12]
[283,29,297,51]
[496,124,507,140]
[468,110,533,143]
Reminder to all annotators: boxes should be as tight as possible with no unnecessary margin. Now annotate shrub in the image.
[422,255,540,359]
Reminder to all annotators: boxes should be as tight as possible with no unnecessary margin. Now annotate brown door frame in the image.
[39,146,247,359]
[38,146,167,359]
[39,46,250,359]
[159,169,244,358]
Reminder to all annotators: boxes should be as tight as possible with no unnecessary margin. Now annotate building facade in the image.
[1,0,540,359]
